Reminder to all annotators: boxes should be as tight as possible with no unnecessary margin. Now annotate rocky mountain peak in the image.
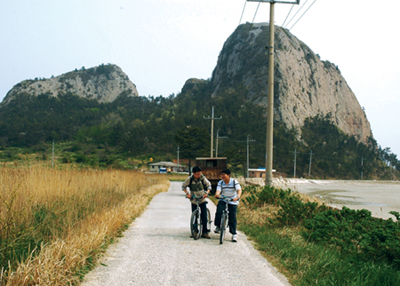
[210,22,372,142]
[2,64,138,105]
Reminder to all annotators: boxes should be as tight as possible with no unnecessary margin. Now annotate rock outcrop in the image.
[2,64,138,104]
[210,23,372,142]
[181,78,207,95]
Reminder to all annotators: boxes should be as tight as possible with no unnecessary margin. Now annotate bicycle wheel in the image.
[206,208,212,232]
[190,209,201,240]
[219,213,227,244]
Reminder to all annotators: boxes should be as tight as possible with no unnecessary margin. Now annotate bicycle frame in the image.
[217,196,237,244]
[188,194,211,240]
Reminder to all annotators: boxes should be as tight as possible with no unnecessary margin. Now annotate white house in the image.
[248,168,276,178]
[149,161,185,173]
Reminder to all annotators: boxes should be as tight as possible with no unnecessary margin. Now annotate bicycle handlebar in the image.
[187,194,208,200]
[217,195,240,202]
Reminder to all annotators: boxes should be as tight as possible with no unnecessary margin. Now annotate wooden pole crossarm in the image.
[247,0,299,4]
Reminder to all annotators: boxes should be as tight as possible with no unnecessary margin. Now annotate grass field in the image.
[163,173,189,182]
[0,164,169,285]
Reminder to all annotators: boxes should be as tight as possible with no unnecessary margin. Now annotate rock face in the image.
[181,78,207,94]
[2,64,138,104]
[210,23,372,142]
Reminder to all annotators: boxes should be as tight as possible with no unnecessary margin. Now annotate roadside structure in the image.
[248,168,276,178]
[149,161,186,173]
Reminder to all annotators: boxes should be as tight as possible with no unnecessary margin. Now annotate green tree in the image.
[175,126,209,175]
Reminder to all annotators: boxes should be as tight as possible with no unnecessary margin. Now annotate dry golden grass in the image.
[239,201,280,226]
[0,165,169,285]
[163,173,189,181]
[238,184,279,227]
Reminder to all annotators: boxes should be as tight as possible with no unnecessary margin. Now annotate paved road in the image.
[82,181,290,286]
[283,179,400,220]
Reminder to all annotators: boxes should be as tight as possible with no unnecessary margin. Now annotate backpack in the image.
[189,175,206,191]
[218,179,239,194]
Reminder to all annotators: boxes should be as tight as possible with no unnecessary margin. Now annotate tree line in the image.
[0,83,398,179]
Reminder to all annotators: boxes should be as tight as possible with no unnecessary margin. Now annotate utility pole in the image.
[293,148,297,178]
[216,129,228,158]
[247,0,300,186]
[390,159,393,181]
[247,135,256,178]
[177,145,180,173]
[361,156,363,179]
[52,140,55,168]
[204,106,222,158]
[308,150,313,177]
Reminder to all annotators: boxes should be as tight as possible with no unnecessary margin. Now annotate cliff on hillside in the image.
[209,22,372,142]
[181,78,207,95]
[2,64,138,105]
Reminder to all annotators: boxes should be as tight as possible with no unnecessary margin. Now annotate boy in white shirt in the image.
[214,169,242,242]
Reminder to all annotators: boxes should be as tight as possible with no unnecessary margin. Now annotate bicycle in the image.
[189,195,212,240]
[217,196,238,244]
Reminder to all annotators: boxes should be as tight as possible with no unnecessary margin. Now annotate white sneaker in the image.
[232,234,237,242]
[214,227,220,233]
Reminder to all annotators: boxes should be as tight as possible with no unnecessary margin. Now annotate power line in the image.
[216,129,228,158]
[241,2,261,45]
[252,2,261,23]
[238,0,247,26]
[284,0,310,28]
[289,0,317,30]
[282,4,295,27]
[177,145,180,173]
[247,135,256,178]
[203,106,222,158]
[293,148,297,178]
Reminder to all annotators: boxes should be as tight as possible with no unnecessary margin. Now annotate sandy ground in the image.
[81,181,291,286]
[245,178,400,220]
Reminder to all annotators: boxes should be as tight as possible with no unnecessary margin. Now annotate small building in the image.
[196,157,227,192]
[149,161,185,173]
[248,168,276,178]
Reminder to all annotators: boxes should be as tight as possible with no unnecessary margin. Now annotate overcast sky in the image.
[1,0,399,157]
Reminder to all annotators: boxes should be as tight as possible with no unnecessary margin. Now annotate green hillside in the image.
[0,83,398,180]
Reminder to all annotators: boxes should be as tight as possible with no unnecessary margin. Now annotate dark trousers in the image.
[191,202,209,233]
[214,201,237,235]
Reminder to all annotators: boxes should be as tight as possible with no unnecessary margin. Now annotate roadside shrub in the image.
[1,150,17,160]
[276,194,326,225]
[243,185,400,268]
[74,153,87,163]
[30,142,48,152]
[87,155,99,167]
[241,223,400,285]
[99,153,114,165]
[303,206,400,267]
[258,185,292,205]
[243,185,292,209]
[240,184,400,284]
[243,185,326,224]
[64,143,82,152]
[60,154,71,163]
